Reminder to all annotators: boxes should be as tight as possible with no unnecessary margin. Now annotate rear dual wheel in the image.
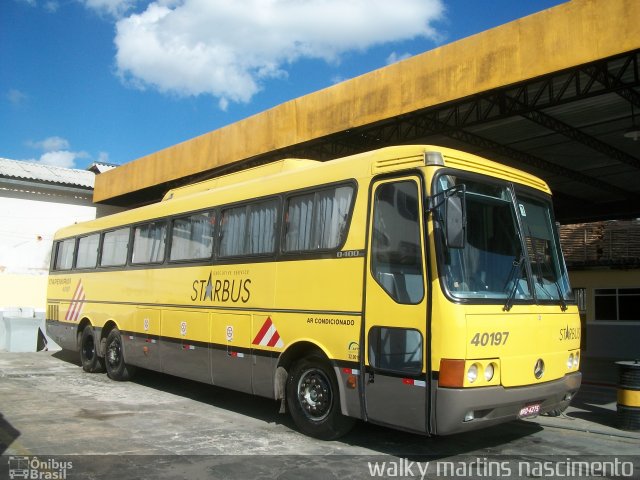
[104,328,136,381]
[80,327,104,373]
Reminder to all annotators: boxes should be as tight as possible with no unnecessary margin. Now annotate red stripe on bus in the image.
[266,330,281,347]
[252,317,273,344]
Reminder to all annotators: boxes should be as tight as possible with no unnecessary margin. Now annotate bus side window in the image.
[284,185,353,252]
[247,199,278,254]
[368,327,423,374]
[132,221,167,264]
[53,238,75,271]
[170,211,215,261]
[371,181,424,304]
[219,198,278,257]
[100,227,130,267]
[76,234,100,269]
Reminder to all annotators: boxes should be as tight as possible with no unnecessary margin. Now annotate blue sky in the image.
[1,0,567,170]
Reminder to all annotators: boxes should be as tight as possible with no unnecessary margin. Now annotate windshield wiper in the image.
[554,280,568,311]
[503,254,525,312]
[527,227,553,297]
[527,227,568,311]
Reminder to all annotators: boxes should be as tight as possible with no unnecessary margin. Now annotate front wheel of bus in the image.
[105,328,136,381]
[80,327,104,373]
[286,356,355,440]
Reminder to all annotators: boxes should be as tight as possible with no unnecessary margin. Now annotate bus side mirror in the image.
[445,193,466,249]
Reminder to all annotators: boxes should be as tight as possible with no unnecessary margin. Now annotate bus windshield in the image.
[434,174,572,305]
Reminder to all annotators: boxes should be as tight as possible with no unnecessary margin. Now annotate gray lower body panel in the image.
[434,372,582,435]
[46,320,79,352]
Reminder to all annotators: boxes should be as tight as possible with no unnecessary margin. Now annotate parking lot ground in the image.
[0,351,638,479]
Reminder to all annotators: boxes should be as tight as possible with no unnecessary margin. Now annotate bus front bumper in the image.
[434,371,581,435]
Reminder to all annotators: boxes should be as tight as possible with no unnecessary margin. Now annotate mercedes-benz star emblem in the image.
[534,358,545,379]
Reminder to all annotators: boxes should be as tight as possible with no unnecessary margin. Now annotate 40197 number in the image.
[470,331,509,347]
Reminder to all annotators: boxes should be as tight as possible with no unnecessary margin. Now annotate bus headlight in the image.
[573,351,580,368]
[467,364,478,383]
[567,354,574,370]
[484,363,495,382]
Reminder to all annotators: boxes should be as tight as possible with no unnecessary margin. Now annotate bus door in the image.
[364,176,429,433]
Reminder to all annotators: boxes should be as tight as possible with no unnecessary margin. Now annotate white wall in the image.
[0,195,96,275]
[0,185,97,310]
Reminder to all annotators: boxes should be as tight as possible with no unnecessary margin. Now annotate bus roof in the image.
[54,145,550,240]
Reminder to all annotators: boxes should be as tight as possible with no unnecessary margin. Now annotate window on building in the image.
[132,221,167,264]
[54,238,75,271]
[100,228,130,267]
[284,185,353,252]
[76,234,100,269]
[594,288,640,321]
[170,211,215,261]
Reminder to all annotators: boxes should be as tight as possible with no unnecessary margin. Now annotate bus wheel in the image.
[105,328,136,381]
[80,327,104,373]
[286,356,355,440]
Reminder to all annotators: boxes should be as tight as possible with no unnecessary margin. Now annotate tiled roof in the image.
[560,220,640,266]
[0,157,95,189]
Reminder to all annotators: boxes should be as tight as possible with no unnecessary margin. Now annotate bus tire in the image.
[80,327,104,373]
[104,328,136,381]
[286,356,355,440]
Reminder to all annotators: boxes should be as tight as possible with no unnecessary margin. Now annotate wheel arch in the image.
[274,341,348,416]
[98,319,119,357]
[76,318,92,349]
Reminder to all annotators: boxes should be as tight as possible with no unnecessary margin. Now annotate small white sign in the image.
[226,325,234,342]
[180,321,187,336]
[519,204,527,217]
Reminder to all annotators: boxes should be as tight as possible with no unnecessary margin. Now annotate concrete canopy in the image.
[94,0,640,223]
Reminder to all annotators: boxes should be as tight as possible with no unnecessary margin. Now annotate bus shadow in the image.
[563,386,618,429]
[130,368,298,428]
[49,353,542,457]
[565,407,617,430]
[341,420,543,458]
[129,368,542,458]
[52,349,81,366]
[0,413,21,455]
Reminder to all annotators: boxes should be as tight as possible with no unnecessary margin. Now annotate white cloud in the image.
[28,136,70,152]
[97,151,110,163]
[25,136,90,168]
[114,0,444,107]
[386,51,413,65]
[38,151,78,168]
[15,0,62,13]
[44,1,60,13]
[81,0,137,17]
[7,89,28,106]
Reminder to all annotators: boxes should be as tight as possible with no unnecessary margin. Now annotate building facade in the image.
[561,221,640,359]
[0,159,118,311]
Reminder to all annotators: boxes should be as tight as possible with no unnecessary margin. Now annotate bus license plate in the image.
[519,403,541,418]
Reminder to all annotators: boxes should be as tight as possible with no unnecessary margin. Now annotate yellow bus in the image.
[46,145,581,439]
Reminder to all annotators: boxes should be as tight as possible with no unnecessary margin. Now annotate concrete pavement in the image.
[0,351,638,479]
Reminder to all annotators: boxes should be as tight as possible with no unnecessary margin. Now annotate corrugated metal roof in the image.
[0,157,95,188]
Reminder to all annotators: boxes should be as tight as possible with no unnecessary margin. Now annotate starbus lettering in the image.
[559,325,580,341]
[191,272,251,303]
